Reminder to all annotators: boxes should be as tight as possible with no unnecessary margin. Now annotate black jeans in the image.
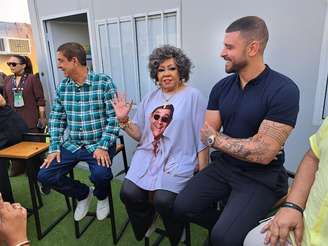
[120,179,184,246]
[174,161,282,246]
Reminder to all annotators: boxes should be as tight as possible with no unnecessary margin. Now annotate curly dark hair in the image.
[148,45,192,83]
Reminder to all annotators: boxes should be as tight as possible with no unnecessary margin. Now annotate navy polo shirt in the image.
[207,65,299,189]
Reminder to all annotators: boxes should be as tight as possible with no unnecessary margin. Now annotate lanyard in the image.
[11,73,28,92]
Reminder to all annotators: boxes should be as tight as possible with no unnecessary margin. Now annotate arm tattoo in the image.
[258,120,292,146]
[214,120,293,164]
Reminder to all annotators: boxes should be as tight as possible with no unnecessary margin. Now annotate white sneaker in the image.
[96,197,109,220]
[74,187,94,221]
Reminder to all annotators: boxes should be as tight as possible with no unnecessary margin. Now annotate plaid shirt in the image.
[48,72,119,153]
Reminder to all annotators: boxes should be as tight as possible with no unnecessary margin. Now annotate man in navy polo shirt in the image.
[174,16,299,245]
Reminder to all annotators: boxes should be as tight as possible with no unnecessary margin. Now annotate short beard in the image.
[225,59,248,74]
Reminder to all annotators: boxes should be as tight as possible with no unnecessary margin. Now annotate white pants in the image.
[243,218,293,246]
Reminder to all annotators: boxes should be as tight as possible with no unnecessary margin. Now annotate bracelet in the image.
[281,202,304,215]
[119,120,131,130]
[118,117,129,124]
[15,240,30,246]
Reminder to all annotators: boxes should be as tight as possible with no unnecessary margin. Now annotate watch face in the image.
[207,135,215,146]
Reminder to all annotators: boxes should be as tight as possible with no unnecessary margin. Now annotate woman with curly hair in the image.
[112,45,208,245]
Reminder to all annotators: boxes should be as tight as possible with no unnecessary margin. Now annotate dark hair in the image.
[226,16,269,53]
[148,45,192,83]
[57,42,86,66]
[10,55,33,74]
[151,104,175,123]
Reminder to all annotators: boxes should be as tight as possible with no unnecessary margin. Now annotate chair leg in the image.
[69,170,96,239]
[108,181,130,244]
[108,182,118,244]
[145,237,150,246]
[184,223,191,246]
[119,137,129,174]
[34,180,43,209]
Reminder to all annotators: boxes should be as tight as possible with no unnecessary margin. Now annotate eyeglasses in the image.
[153,114,170,123]
[7,62,22,67]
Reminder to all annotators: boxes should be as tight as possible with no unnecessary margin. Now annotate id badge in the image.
[14,91,25,107]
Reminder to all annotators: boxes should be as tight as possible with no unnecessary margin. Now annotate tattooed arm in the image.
[201,111,293,165]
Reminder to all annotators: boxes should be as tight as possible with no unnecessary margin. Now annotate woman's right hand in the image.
[111,92,133,122]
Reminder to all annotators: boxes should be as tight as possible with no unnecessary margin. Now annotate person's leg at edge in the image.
[120,179,155,241]
[243,219,293,246]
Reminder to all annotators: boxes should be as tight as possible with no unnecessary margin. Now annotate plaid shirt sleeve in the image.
[48,84,67,153]
[97,76,120,150]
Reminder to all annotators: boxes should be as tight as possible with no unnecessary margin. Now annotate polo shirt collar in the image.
[235,64,270,87]
[67,71,92,87]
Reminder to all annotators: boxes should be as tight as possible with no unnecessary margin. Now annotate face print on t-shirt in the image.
[150,104,174,140]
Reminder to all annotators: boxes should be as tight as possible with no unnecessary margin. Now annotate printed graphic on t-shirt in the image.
[150,104,174,156]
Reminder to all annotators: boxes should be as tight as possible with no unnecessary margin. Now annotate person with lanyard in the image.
[112,45,208,245]
[3,55,46,177]
[37,42,119,221]
[173,16,300,245]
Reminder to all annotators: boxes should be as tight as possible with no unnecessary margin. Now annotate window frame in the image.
[95,8,181,103]
[314,9,328,125]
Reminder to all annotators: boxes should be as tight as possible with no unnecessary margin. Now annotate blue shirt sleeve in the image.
[265,81,300,127]
[207,82,222,110]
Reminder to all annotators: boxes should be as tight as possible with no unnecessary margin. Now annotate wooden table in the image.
[0,141,71,240]
[0,141,49,159]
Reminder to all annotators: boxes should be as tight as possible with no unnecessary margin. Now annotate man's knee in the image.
[37,168,57,186]
[90,167,112,184]
[173,192,194,220]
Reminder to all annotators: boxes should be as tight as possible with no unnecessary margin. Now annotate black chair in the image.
[70,135,129,245]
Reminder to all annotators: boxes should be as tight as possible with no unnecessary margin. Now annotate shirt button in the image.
[79,127,82,131]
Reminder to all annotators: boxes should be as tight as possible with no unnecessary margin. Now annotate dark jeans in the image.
[174,161,281,246]
[0,159,14,203]
[120,179,184,246]
[38,146,115,201]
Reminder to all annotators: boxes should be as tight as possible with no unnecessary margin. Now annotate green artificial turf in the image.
[9,168,208,246]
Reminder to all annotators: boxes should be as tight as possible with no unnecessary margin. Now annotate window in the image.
[0,38,5,52]
[96,10,179,103]
[8,38,31,54]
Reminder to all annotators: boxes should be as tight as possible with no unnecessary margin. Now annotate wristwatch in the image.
[207,134,216,147]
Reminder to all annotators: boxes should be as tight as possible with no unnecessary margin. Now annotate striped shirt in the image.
[48,72,119,153]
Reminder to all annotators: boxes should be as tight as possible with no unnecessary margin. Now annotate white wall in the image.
[28,0,327,172]
[181,0,325,170]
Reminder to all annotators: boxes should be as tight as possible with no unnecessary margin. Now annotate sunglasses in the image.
[153,114,170,123]
[7,62,23,67]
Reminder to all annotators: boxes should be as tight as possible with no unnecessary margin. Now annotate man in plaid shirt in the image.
[38,42,120,221]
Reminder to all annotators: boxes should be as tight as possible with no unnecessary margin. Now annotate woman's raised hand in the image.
[111,92,133,122]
